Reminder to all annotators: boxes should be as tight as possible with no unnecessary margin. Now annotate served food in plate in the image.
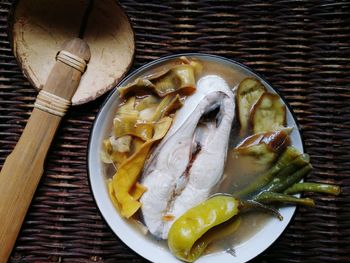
[100,56,340,262]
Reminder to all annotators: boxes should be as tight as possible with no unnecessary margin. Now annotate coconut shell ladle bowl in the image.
[0,0,135,261]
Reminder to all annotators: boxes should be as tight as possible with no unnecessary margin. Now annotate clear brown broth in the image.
[112,57,272,254]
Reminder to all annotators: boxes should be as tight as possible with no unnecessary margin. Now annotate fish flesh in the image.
[140,75,235,239]
[141,75,235,239]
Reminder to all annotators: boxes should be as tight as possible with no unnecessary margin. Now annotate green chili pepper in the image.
[255,191,315,206]
[284,182,341,196]
[168,195,240,262]
[234,146,301,198]
[267,164,312,193]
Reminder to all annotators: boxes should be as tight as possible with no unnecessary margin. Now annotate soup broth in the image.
[106,56,279,255]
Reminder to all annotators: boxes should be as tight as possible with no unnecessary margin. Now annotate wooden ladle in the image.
[0,38,90,261]
[10,0,135,105]
[0,0,135,261]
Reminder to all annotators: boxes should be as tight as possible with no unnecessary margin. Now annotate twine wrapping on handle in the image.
[34,49,88,116]
[56,50,87,73]
[34,90,71,117]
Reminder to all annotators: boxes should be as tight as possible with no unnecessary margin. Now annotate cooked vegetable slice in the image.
[101,139,128,166]
[103,138,113,153]
[100,139,114,164]
[251,93,286,134]
[284,182,341,195]
[110,181,149,213]
[109,135,132,153]
[116,96,136,114]
[130,137,145,155]
[100,149,113,164]
[180,56,203,77]
[151,94,183,121]
[152,95,174,121]
[130,182,148,200]
[113,97,154,140]
[118,64,197,98]
[236,78,266,135]
[118,78,154,97]
[236,144,277,167]
[150,65,196,97]
[139,107,158,121]
[108,181,120,210]
[135,95,160,111]
[236,129,292,153]
[136,95,160,121]
[161,94,183,117]
[112,117,172,218]
[110,151,129,167]
[235,130,291,166]
[113,117,153,141]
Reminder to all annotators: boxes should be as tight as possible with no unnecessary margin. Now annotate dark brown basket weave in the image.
[1,0,349,262]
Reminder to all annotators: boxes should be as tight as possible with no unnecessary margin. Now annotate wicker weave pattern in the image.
[0,0,349,262]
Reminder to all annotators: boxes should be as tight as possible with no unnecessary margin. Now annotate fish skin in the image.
[140,75,235,239]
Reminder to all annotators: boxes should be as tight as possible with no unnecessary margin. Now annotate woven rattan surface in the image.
[1,0,349,262]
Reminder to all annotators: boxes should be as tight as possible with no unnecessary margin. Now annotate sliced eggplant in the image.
[236,78,266,135]
[235,143,277,167]
[251,93,286,134]
[234,130,291,175]
[236,129,291,155]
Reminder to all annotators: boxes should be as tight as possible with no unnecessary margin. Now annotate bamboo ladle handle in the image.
[0,38,90,262]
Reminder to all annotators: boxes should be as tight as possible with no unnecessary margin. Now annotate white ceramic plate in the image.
[88,54,304,263]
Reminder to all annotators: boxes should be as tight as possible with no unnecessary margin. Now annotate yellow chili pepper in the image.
[168,195,240,262]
